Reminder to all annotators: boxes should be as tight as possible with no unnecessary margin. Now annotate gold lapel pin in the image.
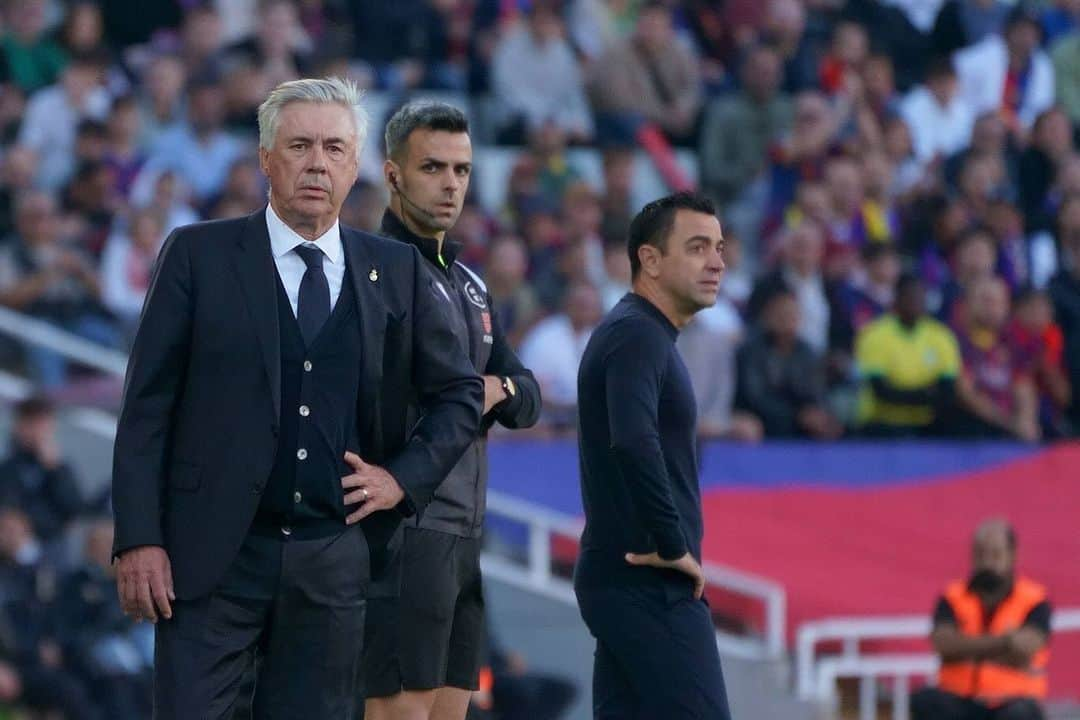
[369,268,378,282]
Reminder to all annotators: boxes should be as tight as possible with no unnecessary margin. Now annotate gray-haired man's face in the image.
[260,101,359,229]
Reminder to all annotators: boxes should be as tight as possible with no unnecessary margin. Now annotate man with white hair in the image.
[110,77,483,719]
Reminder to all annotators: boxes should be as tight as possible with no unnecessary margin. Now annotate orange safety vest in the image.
[937,576,1049,705]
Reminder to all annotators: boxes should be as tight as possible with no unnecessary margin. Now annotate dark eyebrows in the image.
[684,235,716,247]
[419,157,472,171]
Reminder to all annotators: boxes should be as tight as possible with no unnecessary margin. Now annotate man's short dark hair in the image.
[14,395,54,422]
[384,101,469,161]
[627,191,717,279]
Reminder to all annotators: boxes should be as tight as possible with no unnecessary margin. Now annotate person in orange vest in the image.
[911,518,1052,720]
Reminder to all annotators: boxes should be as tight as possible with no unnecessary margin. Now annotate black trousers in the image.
[154,525,369,720]
[911,687,1045,720]
[576,582,731,720]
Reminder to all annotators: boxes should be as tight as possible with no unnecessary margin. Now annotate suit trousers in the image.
[576,581,732,720]
[153,524,369,720]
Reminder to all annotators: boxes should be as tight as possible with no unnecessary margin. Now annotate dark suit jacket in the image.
[111,210,484,600]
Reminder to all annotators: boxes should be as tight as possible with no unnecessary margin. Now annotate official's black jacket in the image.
[379,211,541,538]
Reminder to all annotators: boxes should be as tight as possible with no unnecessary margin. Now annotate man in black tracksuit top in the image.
[363,102,541,720]
[575,192,733,719]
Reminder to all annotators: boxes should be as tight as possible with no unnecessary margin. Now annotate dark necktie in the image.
[294,244,330,346]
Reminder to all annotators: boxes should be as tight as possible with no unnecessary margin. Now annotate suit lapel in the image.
[232,210,282,421]
[342,228,388,447]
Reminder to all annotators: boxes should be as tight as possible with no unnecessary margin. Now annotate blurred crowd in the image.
[0,0,1076,446]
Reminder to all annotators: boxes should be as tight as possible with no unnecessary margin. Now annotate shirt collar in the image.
[265,203,342,264]
[379,209,462,268]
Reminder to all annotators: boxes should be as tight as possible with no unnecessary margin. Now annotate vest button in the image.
[297,448,307,460]
[281,526,292,536]
[294,491,302,504]
[304,360,313,372]
[299,405,310,417]
[252,484,264,494]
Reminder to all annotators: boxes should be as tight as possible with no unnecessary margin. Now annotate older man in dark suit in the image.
[110,77,483,720]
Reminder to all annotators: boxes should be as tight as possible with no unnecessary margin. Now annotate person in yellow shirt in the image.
[856,273,961,436]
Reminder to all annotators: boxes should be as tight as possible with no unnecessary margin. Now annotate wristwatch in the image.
[500,376,516,399]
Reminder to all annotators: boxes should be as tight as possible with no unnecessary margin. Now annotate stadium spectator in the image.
[944,111,1017,195]
[100,208,165,342]
[764,91,838,218]
[177,5,226,79]
[760,0,821,94]
[736,290,843,439]
[0,146,37,238]
[678,286,763,441]
[835,242,902,345]
[597,241,631,312]
[58,1,109,58]
[747,220,838,357]
[900,57,975,167]
[1052,28,1080,127]
[561,181,607,287]
[139,74,245,203]
[954,6,1055,135]
[135,170,199,237]
[954,276,1041,441]
[911,519,1050,720]
[587,0,702,144]
[1040,0,1080,45]
[0,0,67,95]
[1048,194,1080,426]
[599,146,635,245]
[0,396,85,544]
[63,159,118,258]
[57,518,152,720]
[519,281,601,432]
[223,0,312,89]
[350,0,459,91]
[938,226,1000,326]
[1018,107,1076,234]
[16,50,111,192]
[1009,287,1072,437]
[0,507,102,719]
[818,21,869,99]
[135,53,187,148]
[930,0,1011,56]
[485,234,542,346]
[699,44,793,211]
[855,274,960,437]
[102,95,148,199]
[0,190,116,387]
[491,1,594,144]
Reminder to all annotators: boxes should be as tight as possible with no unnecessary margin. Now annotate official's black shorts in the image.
[363,526,485,697]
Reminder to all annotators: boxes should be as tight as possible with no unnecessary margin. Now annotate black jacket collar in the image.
[379,209,462,270]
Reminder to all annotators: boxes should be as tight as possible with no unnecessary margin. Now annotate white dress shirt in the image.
[265,204,345,317]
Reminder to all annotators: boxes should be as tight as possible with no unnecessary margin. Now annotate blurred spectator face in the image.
[0,510,33,562]
[862,151,895,201]
[636,5,674,54]
[765,292,800,341]
[260,101,360,230]
[152,171,183,208]
[388,128,472,235]
[826,158,863,216]
[259,0,300,57]
[604,243,632,284]
[559,241,591,283]
[565,282,602,331]
[1059,197,1080,269]
[1005,17,1041,60]
[189,83,227,134]
[1033,108,1074,157]
[970,113,1006,153]
[766,0,807,44]
[742,46,782,101]
[784,222,825,275]
[223,159,264,203]
[530,121,568,159]
[107,98,142,145]
[75,122,108,162]
[602,149,634,198]
[832,22,868,67]
[71,163,116,212]
[13,402,56,454]
[1014,291,1053,332]
[867,246,901,288]
[722,233,743,270]
[145,55,187,108]
[954,231,997,281]
[563,183,602,238]
[62,59,104,104]
[523,210,561,251]
[927,68,958,106]
[63,2,105,52]
[795,180,831,224]
[792,92,834,155]
[486,236,529,289]
[14,192,59,246]
[8,0,48,41]
[2,146,38,189]
[968,276,1010,331]
[863,56,894,101]
[986,199,1022,241]
[339,181,384,231]
[883,117,914,161]
[447,203,491,252]
[528,5,564,45]
[224,63,272,117]
[131,210,163,253]
[895,278,927,324]
[182,8,224,62]
[1058,157,1080,195]
[84,520,115,571]
[959,154,1004,204]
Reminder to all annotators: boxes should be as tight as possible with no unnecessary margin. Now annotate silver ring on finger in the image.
[362,487,369,501]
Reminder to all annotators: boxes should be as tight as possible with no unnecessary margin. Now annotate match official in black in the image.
[363,101,541,720]
[575,192,732,719]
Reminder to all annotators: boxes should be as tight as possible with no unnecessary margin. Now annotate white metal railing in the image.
[0,305,128,376]
[797,609,1080,720]
[485,489,788,660]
